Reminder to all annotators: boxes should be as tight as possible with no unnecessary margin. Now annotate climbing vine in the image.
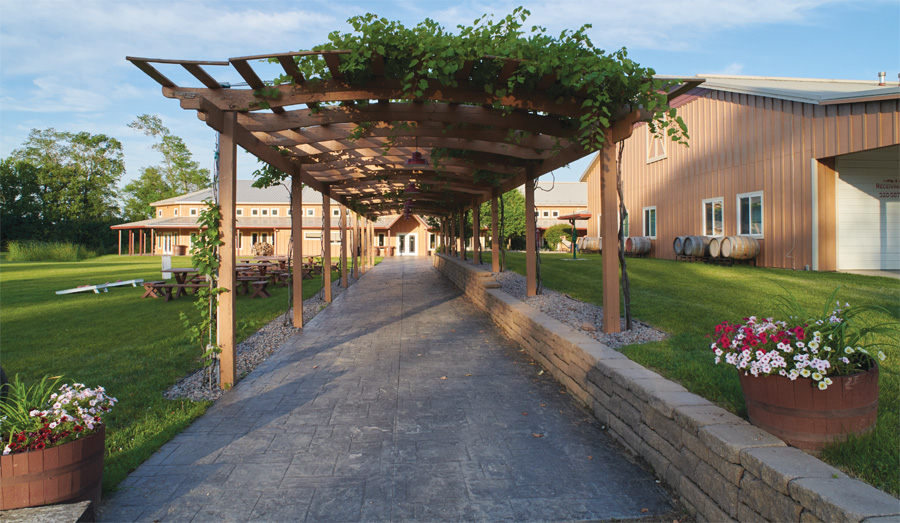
[265,7,688,154]
[180,199,227,389]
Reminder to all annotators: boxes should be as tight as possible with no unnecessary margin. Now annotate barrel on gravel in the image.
[709,237,722,258]
[673,236,686,256]
[720,235,760,259]
[682,235,710,257]
[625,236,651,254]
[578,237,601,253]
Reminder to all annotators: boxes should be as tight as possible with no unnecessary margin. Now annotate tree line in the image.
[0,115,210,252]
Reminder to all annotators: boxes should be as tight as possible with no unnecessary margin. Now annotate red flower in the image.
[74,425,83,433]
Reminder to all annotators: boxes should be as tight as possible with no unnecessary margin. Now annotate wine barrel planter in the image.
[720,235,760,259]
[738,368,878,450]
[0,426,105,511]
[682,236,710,257]
[672,236,686,256]
[625,236,651,254]
[708,237,721,258]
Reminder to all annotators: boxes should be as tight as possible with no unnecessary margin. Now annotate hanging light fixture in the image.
[404,181,420,194]
[404,136,428,168]
[403,198,413,220]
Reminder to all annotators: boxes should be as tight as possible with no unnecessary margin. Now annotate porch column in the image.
[369,221,375,266]
[600,133,621,333]
[140,230,145,255]
[491,189,500,272]
[525,176,537,296]
[151,229,156,256]
[450,213,456,256]
[460,208,467,261]
[291,174,304,328]
[341,205,348,288]
[323,192,332,303]
[217,113,238,388]
[472,202,481,265]
[118,230,122,256]
[129,230,134,255]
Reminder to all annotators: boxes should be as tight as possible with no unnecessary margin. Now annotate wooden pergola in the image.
[127,51,698,388]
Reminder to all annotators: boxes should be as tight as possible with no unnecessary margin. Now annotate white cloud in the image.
[711,62,746,75]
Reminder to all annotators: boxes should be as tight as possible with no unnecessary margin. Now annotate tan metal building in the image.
[581,75,900,271]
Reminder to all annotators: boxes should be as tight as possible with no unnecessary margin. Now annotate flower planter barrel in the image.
[0,426,104,511]
[739,368,878,450]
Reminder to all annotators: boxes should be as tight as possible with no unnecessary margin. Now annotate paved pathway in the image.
[100,257,674,522]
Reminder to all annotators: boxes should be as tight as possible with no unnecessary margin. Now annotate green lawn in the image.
[486,251,900,496]
[0,254,345,491]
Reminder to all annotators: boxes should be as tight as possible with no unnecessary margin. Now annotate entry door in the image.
[397,233,417,256]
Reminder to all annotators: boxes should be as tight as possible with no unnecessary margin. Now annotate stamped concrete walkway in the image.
[100,257,674,522]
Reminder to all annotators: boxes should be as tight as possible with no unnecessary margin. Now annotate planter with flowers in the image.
[0,375,116,510]
[710,289,896,451]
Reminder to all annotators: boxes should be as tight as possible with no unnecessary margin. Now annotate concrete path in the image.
[100,257,674,522]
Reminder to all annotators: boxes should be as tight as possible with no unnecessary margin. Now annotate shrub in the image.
[6,240,98,262]
[542,224,574,250]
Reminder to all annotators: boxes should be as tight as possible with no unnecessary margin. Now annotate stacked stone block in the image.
[433,254,900,522]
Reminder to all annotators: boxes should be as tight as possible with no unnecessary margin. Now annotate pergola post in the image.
[360,215,366,275]
[118,230,122,256]
[491,189,500,273]
[291,175,304,328]
[341,205,348,288]
[323,193,332,303]
[128,230,134,256]
[472,202,481,265]
[460,208,467,261]
[369,221,375,266]
[600,132,621,333]
[217,113,238,388]
[450,213,457,256]
[353,213,360,277]
[150,229,155,256]
[525,175,537,296]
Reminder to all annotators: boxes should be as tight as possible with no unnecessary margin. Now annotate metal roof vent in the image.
[878,71,886,86]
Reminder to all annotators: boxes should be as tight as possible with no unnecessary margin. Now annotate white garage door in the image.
[836,145,900,270]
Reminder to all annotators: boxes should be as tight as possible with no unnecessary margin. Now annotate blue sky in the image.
[1,0,897,188]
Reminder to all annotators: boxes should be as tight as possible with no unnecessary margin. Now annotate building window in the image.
[174,208,178,217]
[551,210,559,218]
[236,209,243,216]
[332,208,340,217]
[429,233,436,249]
[304,231,322,240]
[158,210,163,217]
[542,210,550,217]
[378,233,385,246]
[287,208,291,216]
[189,208,197,216]
[271,209,279,216]
[251,233,258,244]
[622,214,629,237]
[261,209,269,216]
[534,211,539,217]
[305,209,315,216]
[702,198,724,236]
[646,126,667,164]
[331,231,341,244]
[737,191,764,237]
[642,206,657,238]
[251,208,259,216]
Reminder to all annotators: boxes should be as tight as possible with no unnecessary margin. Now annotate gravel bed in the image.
[488,265,667,349]
[164,276,356,402]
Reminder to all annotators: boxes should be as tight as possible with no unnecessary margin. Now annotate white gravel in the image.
[487,264,667,349]
[163,276,356,402]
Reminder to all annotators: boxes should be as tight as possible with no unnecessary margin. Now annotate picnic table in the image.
[236,262,278,277]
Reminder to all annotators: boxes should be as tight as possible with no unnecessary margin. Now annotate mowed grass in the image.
[486,251,900,496]
[0,255,342,491]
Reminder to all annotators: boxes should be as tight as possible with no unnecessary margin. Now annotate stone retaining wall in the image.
[433,254,899,522]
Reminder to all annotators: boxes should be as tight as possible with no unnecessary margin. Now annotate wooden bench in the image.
[248,280,271,299]
[142,281,166,299]
[147,283,207,301]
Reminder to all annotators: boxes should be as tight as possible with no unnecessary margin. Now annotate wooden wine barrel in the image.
[682,236,710,257]
[739,367,878,450]
[0,426,105,510]
[708,237,721,258]
[578,237,601,253]
[721,235,760,259]
[672,236,686,256]
[625,236,651,254]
